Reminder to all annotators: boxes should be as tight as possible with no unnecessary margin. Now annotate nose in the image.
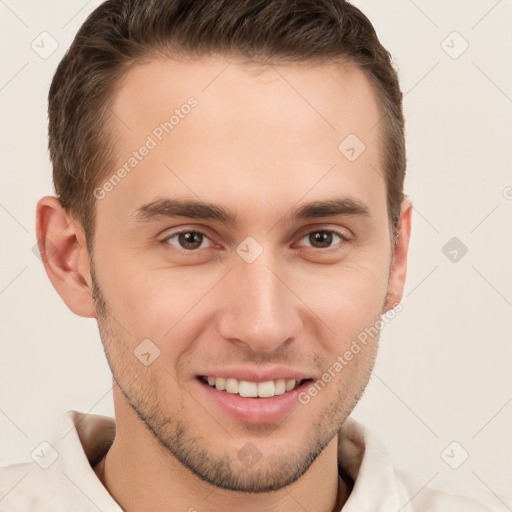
[215,250,303,354]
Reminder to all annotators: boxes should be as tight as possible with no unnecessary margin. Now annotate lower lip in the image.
[196,378,312,424]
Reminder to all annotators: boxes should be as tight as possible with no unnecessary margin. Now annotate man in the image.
[1,0,509,510]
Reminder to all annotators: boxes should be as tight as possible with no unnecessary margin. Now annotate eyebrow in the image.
[130,196,371,225]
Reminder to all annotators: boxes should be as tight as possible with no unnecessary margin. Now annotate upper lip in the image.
[198,366,312,383]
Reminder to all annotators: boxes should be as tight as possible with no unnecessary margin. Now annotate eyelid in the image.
[161,227,216,251]
[294,223,352,241]
[293,227,351,249]
[311,224,350,237]
[161,224,352,253]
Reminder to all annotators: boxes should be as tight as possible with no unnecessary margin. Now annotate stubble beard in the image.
[89,261,376,492]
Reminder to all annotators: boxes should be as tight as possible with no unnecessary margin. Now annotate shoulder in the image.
[0,410,119,512]
[394,468,512,511]
[339,417,512,512]
[0,460,60,511]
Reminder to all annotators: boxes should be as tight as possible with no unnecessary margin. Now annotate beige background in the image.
[1,0,511,501]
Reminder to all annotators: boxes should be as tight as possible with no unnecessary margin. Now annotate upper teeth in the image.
[204,376,300,398]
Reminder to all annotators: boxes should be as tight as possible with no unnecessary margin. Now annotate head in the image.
[37,0,411,494]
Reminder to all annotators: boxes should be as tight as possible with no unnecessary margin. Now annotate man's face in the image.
[90,56,395,492]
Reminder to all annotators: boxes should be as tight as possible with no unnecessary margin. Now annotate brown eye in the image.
[297,230,347,249]
[164,231,211,251]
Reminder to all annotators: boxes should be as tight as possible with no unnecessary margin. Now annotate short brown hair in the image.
[48,0,405,253]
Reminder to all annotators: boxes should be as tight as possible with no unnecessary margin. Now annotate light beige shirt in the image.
[0,410,509,511]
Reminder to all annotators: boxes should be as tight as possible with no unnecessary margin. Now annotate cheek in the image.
[98,256,220,354]
[295,257,390,343]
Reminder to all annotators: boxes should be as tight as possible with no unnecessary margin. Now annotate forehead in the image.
[100,56,386,229]
[111,56,381,144]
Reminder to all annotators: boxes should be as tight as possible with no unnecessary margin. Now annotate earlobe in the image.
[35,196,97,318]
[382,196,413,313]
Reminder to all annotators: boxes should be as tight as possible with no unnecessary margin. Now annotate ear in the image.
[382,196,412,313]
[35,196,96,318]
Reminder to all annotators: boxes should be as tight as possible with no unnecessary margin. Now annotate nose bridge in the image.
[216,250,301,352]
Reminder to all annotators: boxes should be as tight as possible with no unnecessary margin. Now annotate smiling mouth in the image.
[199,376,311,398]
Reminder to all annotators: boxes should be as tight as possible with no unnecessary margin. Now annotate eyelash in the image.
[161,228,350,253]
